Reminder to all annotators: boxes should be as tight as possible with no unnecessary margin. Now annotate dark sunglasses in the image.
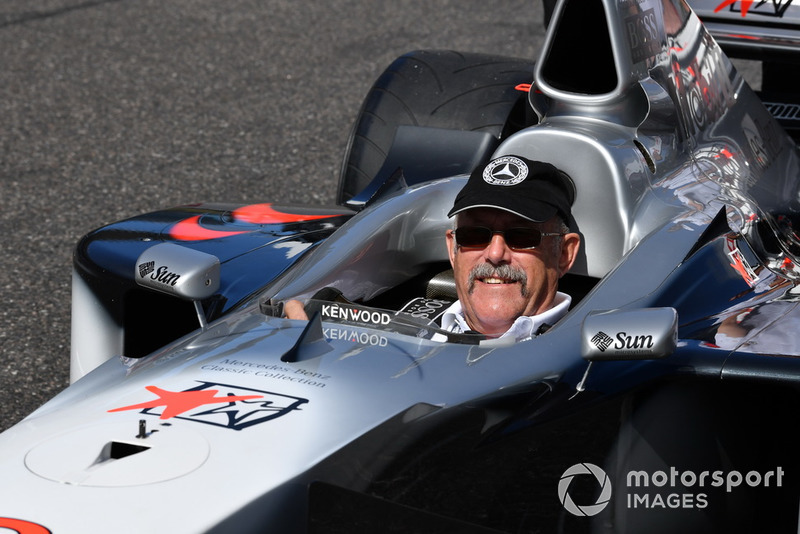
[453,226,563,250]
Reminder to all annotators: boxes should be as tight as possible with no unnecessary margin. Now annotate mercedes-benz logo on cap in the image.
[483,156,529,186]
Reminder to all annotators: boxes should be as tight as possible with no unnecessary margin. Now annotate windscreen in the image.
[266,298,490,345]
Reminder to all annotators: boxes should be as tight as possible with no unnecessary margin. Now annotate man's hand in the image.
[284,299,309,320]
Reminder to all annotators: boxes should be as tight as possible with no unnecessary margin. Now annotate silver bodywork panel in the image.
[135,242,221,300]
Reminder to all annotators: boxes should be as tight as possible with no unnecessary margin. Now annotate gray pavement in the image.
[0,1,764,433]
[0,1,546,431]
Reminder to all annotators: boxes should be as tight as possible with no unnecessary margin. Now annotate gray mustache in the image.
[468,263,528,295]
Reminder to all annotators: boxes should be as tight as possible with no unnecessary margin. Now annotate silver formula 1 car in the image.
[3,0,800,532]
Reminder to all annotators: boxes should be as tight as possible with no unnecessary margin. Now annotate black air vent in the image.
[541,0,617,95]
[108,441,150,460]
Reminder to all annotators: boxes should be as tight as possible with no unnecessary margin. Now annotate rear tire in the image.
[337,50,535,204]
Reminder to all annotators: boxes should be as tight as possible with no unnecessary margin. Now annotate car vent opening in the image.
[124,288,199,358]
[540,0,617,95]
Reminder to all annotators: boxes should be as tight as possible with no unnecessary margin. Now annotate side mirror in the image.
[581,307,678,361]
[135,243,220,329]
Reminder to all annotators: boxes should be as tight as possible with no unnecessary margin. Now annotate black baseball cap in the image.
[448,155,576,223]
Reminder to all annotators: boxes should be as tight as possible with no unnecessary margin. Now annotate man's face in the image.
[445,208,579,336]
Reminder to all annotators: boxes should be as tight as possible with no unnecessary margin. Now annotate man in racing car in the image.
[285,155,580,342]
[440,155,580,341]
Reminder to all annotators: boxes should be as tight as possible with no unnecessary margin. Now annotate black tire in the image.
[337,50,536,204]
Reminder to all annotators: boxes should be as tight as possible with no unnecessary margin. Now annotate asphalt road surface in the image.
[0,2,762,433]
[0,1,550,432]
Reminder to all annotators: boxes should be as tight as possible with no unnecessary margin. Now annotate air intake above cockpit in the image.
[540,0,618,95]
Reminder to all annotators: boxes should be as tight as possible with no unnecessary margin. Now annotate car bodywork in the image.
[2,0,800,532]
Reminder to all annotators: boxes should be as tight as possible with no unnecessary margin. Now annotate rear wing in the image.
[689,0,800,139]
[690,0,800,59]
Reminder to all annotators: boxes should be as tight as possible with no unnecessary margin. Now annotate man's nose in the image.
[484,233,513,263]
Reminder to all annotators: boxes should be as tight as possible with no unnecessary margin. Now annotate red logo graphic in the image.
[0,518,51,534]
[169,203,344,241]
[109,385,263,419]
[714,0,793,17]
[109,382,309,431]
[715,0,755,15]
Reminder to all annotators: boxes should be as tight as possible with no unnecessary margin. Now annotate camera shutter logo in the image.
[558,463,612,516]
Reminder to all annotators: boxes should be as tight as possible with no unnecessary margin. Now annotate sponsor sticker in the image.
[138,263,181,287]
[714,0,793,18]
[321,303,392,326]
[397,297,451,322]
[590,330,655,356]
[109,381,308,431]
[625,8,661,63]
[138,260,155,278]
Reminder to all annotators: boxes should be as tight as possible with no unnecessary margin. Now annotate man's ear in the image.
[446,229,457,267]
[559,232,581,276]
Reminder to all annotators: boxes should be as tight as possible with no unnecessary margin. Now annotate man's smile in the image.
[468,263,529,295]
[479,276,517,285]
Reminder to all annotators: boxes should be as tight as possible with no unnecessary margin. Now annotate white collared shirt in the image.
[438,291,572,343]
